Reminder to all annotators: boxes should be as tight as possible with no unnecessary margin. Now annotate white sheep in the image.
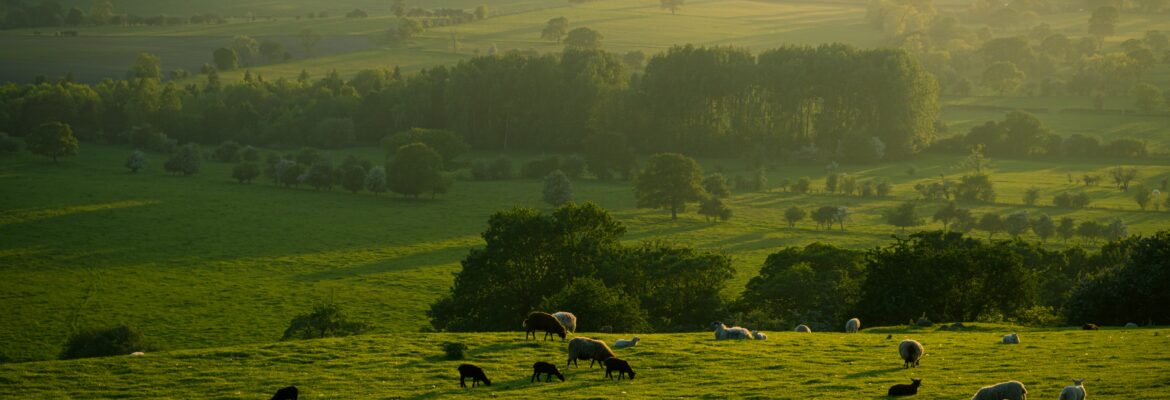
[970,380,1028,400]
[752,330,767,340]
[711,322,753,340]
[613,336,640,348]
[899,339,924,368]
[1059,378,1086,400]
[553,311,577,333]
[795,324,811,333]
[130,351,145,357]
[845,318,860,333]
[1002,332,1020,344]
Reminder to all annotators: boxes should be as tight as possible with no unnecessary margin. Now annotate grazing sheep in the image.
[795,324,812,333]
[531,361,565,383]
[458,364,491,388]
[887,378,922,397]
[970,380,1027,400]
[553,311,577,333]
[603,357,636,380]
[614,336,640,348]
[130,351,145,357]
[711,322,753,340]
[845,318,860,333]
[270,386,298,400]
[899,339,924,368]
[567,337,616,368]
[1082,323,1099,330]
[752,330,767,340]
[1125,322,1138,328]
[1002,332,1020,344]
[524,311,567,341]
[1058,378,1086,400]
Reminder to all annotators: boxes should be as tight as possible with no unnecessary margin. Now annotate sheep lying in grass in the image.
[846,318,860,333]
[887,378,922,397]
[553,311,577,333]
[270,386,298,400]
[899,339,924,368]
[130,351,145,357]
[524,311,567,341]
[531,361,565,383]
[970,381,1027,400]
[1002,332,1020,344]
[567,337,616,368]
[752,331,767,340]
[604,357,636,380]
[614,336,640,348]
[711,322,753,340]
[1059,378,1086,400]
[795,324,812,333]
[458,364,491,388]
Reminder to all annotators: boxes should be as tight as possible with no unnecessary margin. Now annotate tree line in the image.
[0,43,939,162]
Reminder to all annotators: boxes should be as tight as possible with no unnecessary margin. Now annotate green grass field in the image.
[1,325,1167,398]
[2,145,1169,363]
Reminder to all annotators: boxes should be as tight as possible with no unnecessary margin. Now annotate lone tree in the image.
[541,17,569,43]
[124,150,146,173]
[212,47,238,71]
[932,201,961,231]
[982,61,1025,96]
[232,162,260,183]
[164,143,202,176]
[26,122,79,162]
[661,0,684,14]
[698,197,732,222]
[885,201,924,233]
[388,142,446,198]
[634,153,706,220]
[543,170,573,207]
[564,27,603,50]
[783,206,806,228]
[1088,6,1119,38]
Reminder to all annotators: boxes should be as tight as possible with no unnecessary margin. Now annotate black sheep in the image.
[1083,323,1100,330]
[603,357,636,380]
[531,361,565,382]
[458,363,491,388]
[523,311,567,341]
[270,386,298,400]
[887,378,922,397]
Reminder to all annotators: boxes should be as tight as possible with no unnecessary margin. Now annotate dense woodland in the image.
[0,44,940,160]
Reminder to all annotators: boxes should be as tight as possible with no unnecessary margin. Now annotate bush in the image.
[521,156,562,179]
[381,128,469,164]
[241,145,260,162]
[60,324,151,360]
[213,141,242,162]
[281,302,369,340]
[1054,191,1091,208]
[232,162,260,183]
[471,158,513,180]
[442,342,468,360]
[124,150,146,173]
[164,143,202,175]
[0,132,22,153]
[561,154,587,179]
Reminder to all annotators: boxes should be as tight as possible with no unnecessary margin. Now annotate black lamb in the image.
[603,357,636,380]
[887,378,922,397]
[270,386,298,400]
[531,361,565,382]
[458,364,491,388]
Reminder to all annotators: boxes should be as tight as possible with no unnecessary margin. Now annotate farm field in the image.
[0,325,1167,398]
[1,145,1169,362]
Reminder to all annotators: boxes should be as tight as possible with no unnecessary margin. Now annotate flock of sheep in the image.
[266,312,1108,399]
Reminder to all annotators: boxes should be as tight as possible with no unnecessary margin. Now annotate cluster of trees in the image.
[428,202,734,333]
[0,0,229,30]
[939,110,1150,159]
[735,229,1169,331]
[211,36,292,71]
[0,43,940,163]
[884,201,1129,243]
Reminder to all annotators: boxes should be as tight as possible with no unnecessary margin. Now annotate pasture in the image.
[1,145,1169,362]
[0,325,1167,398]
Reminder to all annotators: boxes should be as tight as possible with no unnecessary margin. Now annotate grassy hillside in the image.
[0,326,1167,398]
[2,145,1169,362]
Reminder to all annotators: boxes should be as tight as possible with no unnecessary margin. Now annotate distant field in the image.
[0,326,1167,398]
[2,145,1169,362]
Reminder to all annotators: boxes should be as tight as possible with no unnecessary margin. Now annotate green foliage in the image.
[213,141,242,163]
[541,17,569,43]
[60,324,151,360]
[127,53,162,80]
[1054,191,1091,208]
[232,162,260,183]
[441,342,467,360]
[792,177,811,194]
[1067,232,1170,325]
[542,170,573,206]
[309,117,355,149]
[583,133,636,180]
[703,174,731,198]
[981,61,1025,95]
[164,143,201,176]
[957,174,996,202]
[1032,214,1056,242]
[124,150,146,173]
[304,163,335,190]
[564,27,603,50]
[281,302,369,341]
[697,197,732,222]
[739,243,865,330]
[885,201,923,232]
[26,122,79,162]
[381,128,468,164]
[543,277,649,332]
[1088,6,1119,37]
[634,153,706,220]
[212,47,238,71]
[560,155,587,179]
[978,212,1004,239]
[1023,187,1041,205]
[520,156,562,179]
[783,206,806,228]
[471,158,513,180]
[341,164,367,193]
[240,146,259,162]
[0,132,22,153]
[364,166,387,194]
[389,143,446,198]
[1004,211,1030,238]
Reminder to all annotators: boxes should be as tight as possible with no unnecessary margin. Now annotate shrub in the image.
[0,132,22,153]
[542,170,573,206]
[956,174,995,202]
[232,162,260,183]
[703,174,731,198]
[792,177,811,194]
[164,143,202,175]
[60,324,151,360]
[381,128,469,164]
[1054,191,1091,208]
[698,197,732,222]
[442,342,468,360]
[241,145,260,162]
[124,150,146,173]
[561,154,587,178]
[365,166,387,194]
[875,178,893,197]
[213,141,242,162]
[281,302,369,340]
[489,158,513,179]
[521,156,562,179]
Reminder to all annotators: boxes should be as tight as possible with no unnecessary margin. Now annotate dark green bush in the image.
[60,324,151,360]
[442,342,467,359]
[282,302,369,340]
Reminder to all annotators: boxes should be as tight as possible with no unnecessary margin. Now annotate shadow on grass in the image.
[844,367,904,379]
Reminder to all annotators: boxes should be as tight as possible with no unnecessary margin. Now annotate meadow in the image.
[1,145,1168,362]
[0,325,1167,398]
